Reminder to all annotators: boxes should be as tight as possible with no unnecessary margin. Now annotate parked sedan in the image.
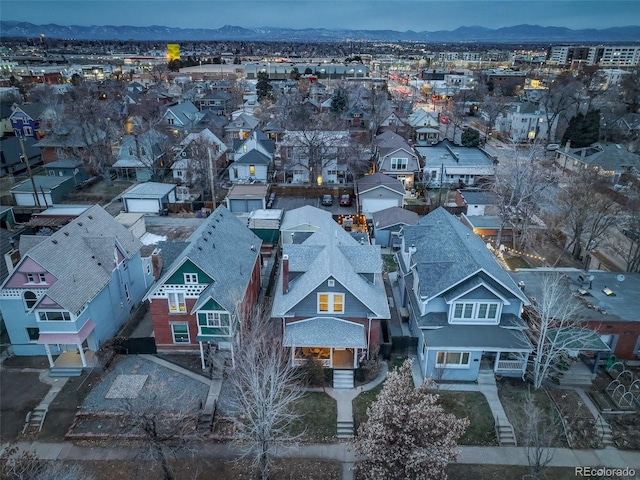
[339,194,352,206]
[321,194,333,206]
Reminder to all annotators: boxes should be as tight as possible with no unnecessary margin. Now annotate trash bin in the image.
[196,210,202,218]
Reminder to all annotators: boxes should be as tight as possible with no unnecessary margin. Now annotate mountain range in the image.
[2,21,639,43]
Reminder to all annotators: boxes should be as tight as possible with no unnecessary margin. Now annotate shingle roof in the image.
[283,317,366,348]
[150,205,262,313]
[372,207,419,230]
[5,205,142,314]
[272,206,389,319]
[423,324,531,350]
[123,182,176,198]
[233,149,271,165]
[401,207,528,304]
[357,173,405,195]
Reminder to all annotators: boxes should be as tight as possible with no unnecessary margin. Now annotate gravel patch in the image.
[81,356,208,414]
[104,374,148,399]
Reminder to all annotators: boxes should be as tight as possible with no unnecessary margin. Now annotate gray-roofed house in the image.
[121,182,177,214]
[0,135,42,177]
[111,129,168,182]
[229,130,275,183]
[145,205,262,369]
[396,207,532,382]
[373,130,421,189]
[357,172,406,215]
[0,205,153,375]
[44,158,89,184]
[555,142,640,184]
[418,140,496,188]
[455,189,501,216]
[371,206,419,248]
[272,206,390,388]
[162,101,204,132]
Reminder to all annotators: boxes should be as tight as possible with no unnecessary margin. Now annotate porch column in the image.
[199,341,205,370]
[329,348,333,369]
[44,344,54,368]
[493,352,500,372]
[521,352,529,379]
[592,351,602,374]
[77,344,87,368]
[353,348,358,369]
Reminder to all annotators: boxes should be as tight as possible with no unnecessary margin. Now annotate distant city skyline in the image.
[3,0,639,33]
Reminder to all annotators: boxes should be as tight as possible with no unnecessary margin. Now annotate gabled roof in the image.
[123,182,175,198]
[10,103,48,121]
[164,101,203,126]
[560,143,640,173]
[281,205,332,231]
[272,206,389,320]
[148,205,261,313]
[357,173,405,196]
[1,136,40,166]
[3,205,142,314]
[401,207,528,304]
[233,149,271,165]
[225,113,259,131]
[372,206,419,230]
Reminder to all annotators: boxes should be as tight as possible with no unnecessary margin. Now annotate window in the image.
[436,351,471,368]
[184,273,198,284]
[124,283,130,302]
[38,311,71,321]
[24,291,37,309]
[26,327,40,342]
[318,293,344,313]
[205,312,228,327]
[243,145,247,153]
[167,117,174,125]
[328,279,335,287]
[390,158,408,170]
[452,302,499,321]
[23,126,33,136]
[249,165,255,175]
[146,264,151,274]
[168,292,186,313]
[26,274,35,283]
[171,324,190,343]
[38,273,46,283]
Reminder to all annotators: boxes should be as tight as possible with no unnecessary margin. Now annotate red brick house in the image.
[145,205,262,368]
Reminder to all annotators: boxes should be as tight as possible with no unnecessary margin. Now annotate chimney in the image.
[151,248,163,279]
[282,254,289,294]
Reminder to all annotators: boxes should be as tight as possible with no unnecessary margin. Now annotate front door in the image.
[333,348,355,369]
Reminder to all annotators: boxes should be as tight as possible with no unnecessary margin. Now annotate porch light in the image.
[317,175,322,185]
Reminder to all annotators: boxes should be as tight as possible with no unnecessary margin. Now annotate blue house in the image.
[9,103,56,138]
[0,205,154,375]
[395,207,532,382]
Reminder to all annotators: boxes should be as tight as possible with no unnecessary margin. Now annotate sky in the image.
[2,0,639,32]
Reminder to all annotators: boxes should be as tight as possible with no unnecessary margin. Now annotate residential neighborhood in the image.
[1,26,640,480]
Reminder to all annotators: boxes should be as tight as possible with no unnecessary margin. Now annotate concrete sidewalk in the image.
[6,440,640,469]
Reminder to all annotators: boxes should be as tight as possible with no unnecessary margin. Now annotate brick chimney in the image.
[282,254,289,294]
[151,248,163,280]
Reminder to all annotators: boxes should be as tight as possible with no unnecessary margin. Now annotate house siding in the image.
[286,280,373,318]
[586,320,640,360]
[420,348,482,381]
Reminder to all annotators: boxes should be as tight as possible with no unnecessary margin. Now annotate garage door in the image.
[125,198,161,213]
[228,198,264,213]
[361,198,394,214]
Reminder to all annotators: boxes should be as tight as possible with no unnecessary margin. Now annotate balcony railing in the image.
[496,360,524,371]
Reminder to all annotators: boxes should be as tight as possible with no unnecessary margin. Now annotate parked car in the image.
[322,194,333,206]
[339,194,352,206]
[546,143,560,151]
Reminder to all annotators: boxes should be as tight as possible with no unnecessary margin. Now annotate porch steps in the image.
[21,407,48,437]
[333,369,354,390]
[495,416,517,446]
[49,366,84,377]
[596,417,615,447]
[337,420,355,439]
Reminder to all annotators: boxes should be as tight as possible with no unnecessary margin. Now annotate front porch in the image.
[283,317,368,370]
[50,350,99,377]
[487,351,529,379]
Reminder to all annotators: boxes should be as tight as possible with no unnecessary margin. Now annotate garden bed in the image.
[546,388,600,449]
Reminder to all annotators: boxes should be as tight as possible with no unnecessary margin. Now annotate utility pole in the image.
[207,145,216,210]
[18,135,41,207]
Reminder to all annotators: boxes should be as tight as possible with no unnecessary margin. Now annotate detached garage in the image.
[122,182,176,214]
[11,175,75,206]
[225,184,268,213]
[357,173,406,216]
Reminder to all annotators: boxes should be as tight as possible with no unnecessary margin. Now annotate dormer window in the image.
[184,273,198,284]
[26,274,35,283]
[38,273,46,283]
[451,301,500,323]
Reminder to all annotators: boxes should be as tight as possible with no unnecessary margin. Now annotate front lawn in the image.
[289,392,337,441]
[437,391,498,446]
[352,383,383,431]
[382,254,397,272]
[503,255,531,270]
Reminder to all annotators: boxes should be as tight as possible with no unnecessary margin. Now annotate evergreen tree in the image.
[330,88,348,116]
[461,128,481,147]
[256,71,272,101]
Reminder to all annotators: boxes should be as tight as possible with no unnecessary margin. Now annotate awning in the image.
[547,327,611,352]
[37,319,96,345]
[283,317,366,349]
[196,335,230,343]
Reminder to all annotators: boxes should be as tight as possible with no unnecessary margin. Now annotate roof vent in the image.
[78,222,83,226]
[250,244,255,251]
[203,237,208,242]
[51,239,58,244]
[64,232,69,236]
[88,215,93,219]
[97,262,102,266]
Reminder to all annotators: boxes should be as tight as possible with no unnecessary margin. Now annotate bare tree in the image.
[492,144,553,250]
[0,443,94,480]
[552,169,621,267]
[480,94,508,143]
[226,311,304,480]
[538,72,581,142]
[525,273,594,390]
[118,380,199,480]
[354,359,469,480]
[517,392,560,480]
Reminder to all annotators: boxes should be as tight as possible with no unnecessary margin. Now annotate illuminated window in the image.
[436,351,470,367]
[318,293,344,313]
[249,165,255,175]
[168,292,186,313]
